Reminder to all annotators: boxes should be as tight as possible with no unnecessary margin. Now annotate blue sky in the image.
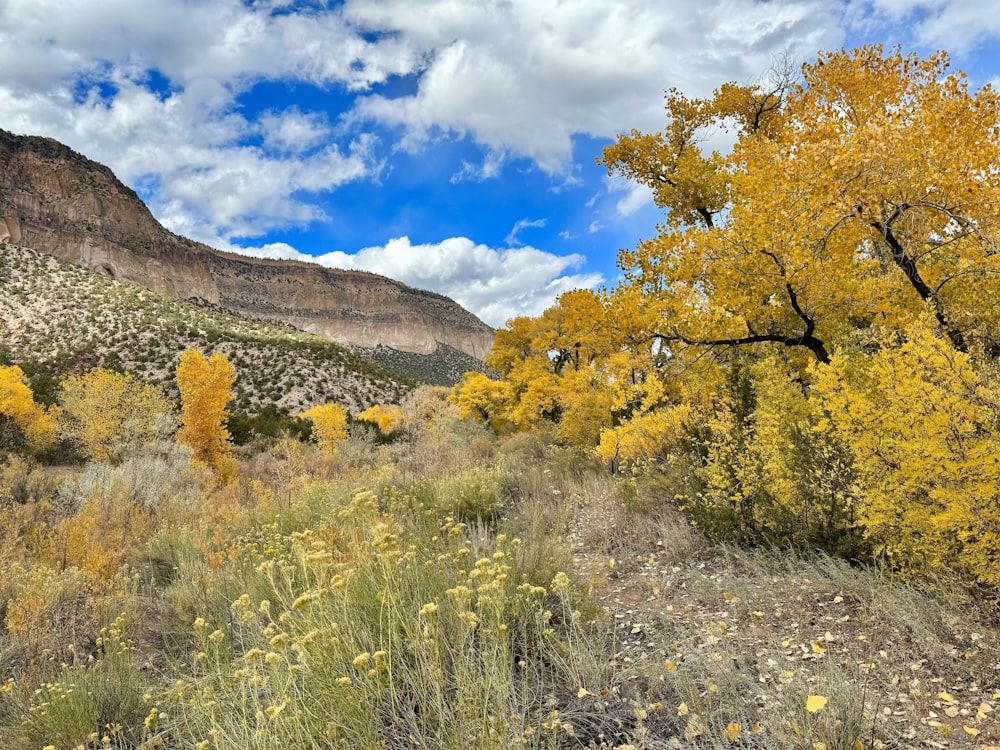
[2,0,999,327]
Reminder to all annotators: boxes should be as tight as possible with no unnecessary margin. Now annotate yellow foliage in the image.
[176,350,236,471]
[448,372,514,433]
[595,405,691,472]
[694,356,858,548]
[356,403,406,435]
[814,323,1000,588]
[805,695,828,713]
[603,46,1000,364]
[301,401,349,454]
[57,497,155,581]
[58,368,173,463]
[469,287,667,445]
[0,365,57,455]
[4,565,89,637]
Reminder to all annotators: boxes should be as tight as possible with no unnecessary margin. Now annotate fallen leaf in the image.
[963,726,980,736]
[726,723,740,741]
[678,702,689,716]
[937,691,954,702]
[806,695,828,713]
[811,641,827,654]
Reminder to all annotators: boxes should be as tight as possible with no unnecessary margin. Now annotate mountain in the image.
[0,128,495,360]
[0,242,411,415]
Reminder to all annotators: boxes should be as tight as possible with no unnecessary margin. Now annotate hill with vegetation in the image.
[0,242,411,416]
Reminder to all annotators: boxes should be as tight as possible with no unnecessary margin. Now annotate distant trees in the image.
[356,403,406,436]
[301,401,349,454]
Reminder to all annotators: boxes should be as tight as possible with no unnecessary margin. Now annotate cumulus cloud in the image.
[259,109,332,154]
[227,236,604,327]
[346,0,845,173]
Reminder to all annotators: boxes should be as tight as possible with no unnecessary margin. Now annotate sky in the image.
[2,1,999,328]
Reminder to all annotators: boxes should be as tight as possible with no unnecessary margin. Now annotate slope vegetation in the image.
[0,243,410,414]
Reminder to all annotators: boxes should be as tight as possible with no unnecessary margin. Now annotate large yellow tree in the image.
[0,365,57,455]
[58,369,173,463]
[175,350,236,471]
[600,46,1000,362]
[589,45,1000,585]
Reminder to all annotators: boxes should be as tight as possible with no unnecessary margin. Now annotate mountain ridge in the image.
[0,128,495,360]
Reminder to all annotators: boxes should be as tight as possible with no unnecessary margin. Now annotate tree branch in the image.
[872,206,967,351]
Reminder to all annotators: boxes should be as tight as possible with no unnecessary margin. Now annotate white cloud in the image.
[259,109,332,154]
[505,218,547,246]
[449,149,507,183]
[227,236,603,327]
[614,182,654,217]
[346,0,845,173]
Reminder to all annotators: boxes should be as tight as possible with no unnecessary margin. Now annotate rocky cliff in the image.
[0,129,494,359]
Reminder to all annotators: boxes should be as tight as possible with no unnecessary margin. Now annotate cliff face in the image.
[0,129,495,359]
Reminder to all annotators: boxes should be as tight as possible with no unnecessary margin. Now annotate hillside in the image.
[0,128,495,360]
[0,242,412,414]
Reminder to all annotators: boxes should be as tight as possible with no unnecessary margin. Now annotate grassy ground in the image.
[0,419,997,749]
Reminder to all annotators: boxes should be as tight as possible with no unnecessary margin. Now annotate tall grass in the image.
[1,427,998,748]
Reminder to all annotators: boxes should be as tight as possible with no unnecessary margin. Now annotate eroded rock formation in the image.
[0,129,494,359]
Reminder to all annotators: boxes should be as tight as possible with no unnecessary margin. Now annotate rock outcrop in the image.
[0,129,495,359]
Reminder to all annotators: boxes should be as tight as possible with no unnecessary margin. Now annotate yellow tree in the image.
[301,401,349,454]
[600,46,1000,362]
[448,372,514,433]
[175,350,236,470]
[0,365,57,455]
[814,322,1000,588]
[356,403,406,436]
[476,287,669,446]
[58,368,173,463]
[592,45,1000,575]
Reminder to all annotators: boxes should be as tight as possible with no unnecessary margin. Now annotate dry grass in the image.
[0,425,998,749]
